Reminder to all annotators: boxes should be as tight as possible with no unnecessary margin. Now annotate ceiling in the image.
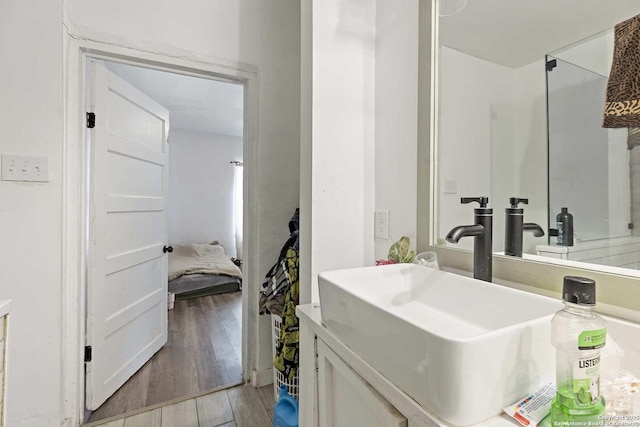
[440,0,640,69]
[105,61,244,137]
[103,3,640,136]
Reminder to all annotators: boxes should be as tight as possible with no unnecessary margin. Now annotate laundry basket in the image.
[271,314,300,401]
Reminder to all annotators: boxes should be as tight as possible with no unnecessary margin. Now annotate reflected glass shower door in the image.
[546,56,630,242]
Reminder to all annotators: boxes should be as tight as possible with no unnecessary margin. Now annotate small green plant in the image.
[387,236,416,263]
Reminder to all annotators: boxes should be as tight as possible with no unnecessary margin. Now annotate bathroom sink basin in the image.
[318,263,563,426]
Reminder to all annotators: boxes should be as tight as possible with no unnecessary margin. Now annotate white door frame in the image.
[62,38,260,424]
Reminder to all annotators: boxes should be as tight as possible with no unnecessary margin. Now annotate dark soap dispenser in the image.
[556,207,574,246]
[505,197,545,257]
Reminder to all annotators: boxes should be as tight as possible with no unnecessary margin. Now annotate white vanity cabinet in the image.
[316,339,407,427]
[297,304,442,427]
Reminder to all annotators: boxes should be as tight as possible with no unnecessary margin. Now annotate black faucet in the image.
[446,197,492,282]
[504,197,545,257]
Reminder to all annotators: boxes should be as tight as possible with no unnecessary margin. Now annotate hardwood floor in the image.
[88,291,244,423]
[85,384,275,427]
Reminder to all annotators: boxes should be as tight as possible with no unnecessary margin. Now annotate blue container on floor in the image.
[273,385,298,427]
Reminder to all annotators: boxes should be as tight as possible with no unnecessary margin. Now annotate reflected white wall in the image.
[439,48,549,254]
[438,47,515,251]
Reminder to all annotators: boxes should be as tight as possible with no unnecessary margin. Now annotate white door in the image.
[86,61,170,410]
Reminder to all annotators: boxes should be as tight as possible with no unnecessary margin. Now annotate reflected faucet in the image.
[504,197,545,257]
[446,197,492,282]
[524,223,545,237]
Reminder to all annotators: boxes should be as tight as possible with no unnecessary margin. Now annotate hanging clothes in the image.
[258,209,299,316]
[272,246,300,381]
[256,208,300,381]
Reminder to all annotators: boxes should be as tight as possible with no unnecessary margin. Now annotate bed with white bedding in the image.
[168,242,242,298]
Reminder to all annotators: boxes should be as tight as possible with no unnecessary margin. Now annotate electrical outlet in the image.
[374,210,389,239]
[1,155,49,182]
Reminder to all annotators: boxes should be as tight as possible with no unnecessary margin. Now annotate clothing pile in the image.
[259,209,299,381]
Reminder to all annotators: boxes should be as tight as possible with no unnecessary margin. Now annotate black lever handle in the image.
[461,197,489,208]
[163,245,173,253]
[509,197,528,208]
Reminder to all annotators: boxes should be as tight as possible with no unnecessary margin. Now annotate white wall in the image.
[167,130,242,256]
[301,0,420,303]
[300,0,313,304]
[0,2,64,426]
[0,1,300,425]
[304,0,377,304]
[374,0,419,261]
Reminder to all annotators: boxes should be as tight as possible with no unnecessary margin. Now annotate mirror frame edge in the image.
[417,0,640,322]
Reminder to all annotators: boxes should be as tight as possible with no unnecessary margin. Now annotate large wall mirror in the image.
[434,0,640,269]
[423,0,640,320]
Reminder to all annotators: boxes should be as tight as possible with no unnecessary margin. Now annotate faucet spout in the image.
[445,224,485,243]
[523,223,545,238]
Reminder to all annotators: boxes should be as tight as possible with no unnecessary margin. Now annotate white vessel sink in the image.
[318,264,563,426]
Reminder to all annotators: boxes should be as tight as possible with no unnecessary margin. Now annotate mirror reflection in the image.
[436,0,640,273]
[542,31,634,266]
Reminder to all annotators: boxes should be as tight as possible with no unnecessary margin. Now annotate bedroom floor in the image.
[87,291,243,423]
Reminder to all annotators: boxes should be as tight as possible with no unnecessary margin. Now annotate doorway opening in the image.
[84,58,248,423]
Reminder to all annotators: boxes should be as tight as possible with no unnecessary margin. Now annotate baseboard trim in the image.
[251,367,274,387]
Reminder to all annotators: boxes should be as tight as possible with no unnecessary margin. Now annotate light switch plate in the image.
[444,179,458,194]
[1,155,49,182]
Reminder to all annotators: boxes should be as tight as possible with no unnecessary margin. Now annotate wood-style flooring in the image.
[88,291,243,423]
[86,384,275,427]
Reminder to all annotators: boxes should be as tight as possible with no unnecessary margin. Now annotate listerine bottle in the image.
[551,276,606,425]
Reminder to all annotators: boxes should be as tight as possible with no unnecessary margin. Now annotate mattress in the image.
[167,242,243,299]
[168,243,242,281]
[169,273,241,299]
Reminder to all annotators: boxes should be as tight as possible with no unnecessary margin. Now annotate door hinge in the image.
[86,112,96,128]
[546,59,557,72]
[84,345,92,363]
[629,223,634,230]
